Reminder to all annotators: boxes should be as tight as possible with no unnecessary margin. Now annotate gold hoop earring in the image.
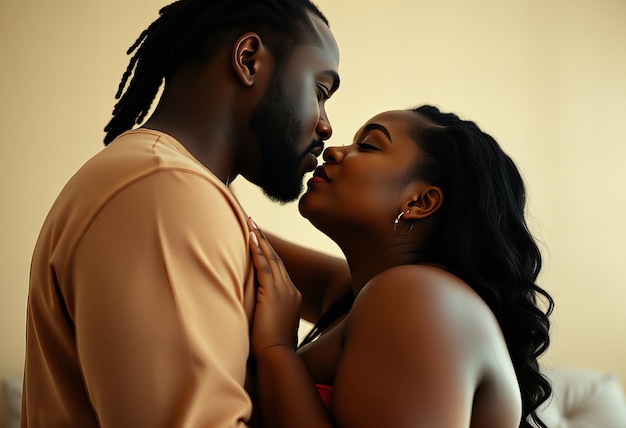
[394,210,414,236]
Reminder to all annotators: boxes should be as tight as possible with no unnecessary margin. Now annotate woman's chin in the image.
[298,197,323,227]
[297,192,312,216]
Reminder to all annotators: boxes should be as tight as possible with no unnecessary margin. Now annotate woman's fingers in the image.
[247,216,301,306]
[248,218,290,288]
[249,230,274,286]
[247,217,302,354]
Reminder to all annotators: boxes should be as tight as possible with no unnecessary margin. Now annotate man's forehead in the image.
[305,11,339,61]
[285,42,340,93]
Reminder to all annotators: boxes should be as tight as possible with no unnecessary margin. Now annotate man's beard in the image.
[250,72,313,204]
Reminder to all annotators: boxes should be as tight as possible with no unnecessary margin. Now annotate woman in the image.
[248,105,553,427]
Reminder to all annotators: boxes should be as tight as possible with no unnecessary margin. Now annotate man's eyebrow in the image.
[360,123,392,143]
[322,70,340,93]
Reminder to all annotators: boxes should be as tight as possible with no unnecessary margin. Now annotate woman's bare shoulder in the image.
[354,264,488,317]
[334,264,520,426]
[347,263,505,359]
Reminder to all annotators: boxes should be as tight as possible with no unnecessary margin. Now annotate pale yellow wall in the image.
[1,0,625,424]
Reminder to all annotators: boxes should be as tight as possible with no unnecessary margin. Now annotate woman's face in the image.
[299,110,432,236]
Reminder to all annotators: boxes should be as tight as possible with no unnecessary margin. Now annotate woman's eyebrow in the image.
[360,123,392,143]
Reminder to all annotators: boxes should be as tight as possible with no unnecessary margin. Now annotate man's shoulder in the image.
[105,129,213,178]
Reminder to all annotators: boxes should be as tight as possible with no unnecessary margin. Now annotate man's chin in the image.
[257,155,308,203]
[261,179,304,204]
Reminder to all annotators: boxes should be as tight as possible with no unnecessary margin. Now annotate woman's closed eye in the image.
[356,141,380,151]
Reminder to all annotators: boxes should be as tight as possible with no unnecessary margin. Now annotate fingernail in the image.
[248,217,258,230]
[250,231,259,246]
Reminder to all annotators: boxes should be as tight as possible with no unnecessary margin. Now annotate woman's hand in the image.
[248,217,302,357]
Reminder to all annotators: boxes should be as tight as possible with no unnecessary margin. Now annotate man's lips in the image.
[302,142,324,174]
[309,145,324,157]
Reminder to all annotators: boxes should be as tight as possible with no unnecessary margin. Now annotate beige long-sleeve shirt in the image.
[22,129,256,427]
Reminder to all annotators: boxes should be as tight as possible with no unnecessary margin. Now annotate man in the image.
[21,0,340,426]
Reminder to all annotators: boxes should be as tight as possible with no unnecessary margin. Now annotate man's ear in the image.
[402,185,443,220]
[232,32,267,87]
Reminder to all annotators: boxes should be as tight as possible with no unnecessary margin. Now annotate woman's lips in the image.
[310,166,330,183]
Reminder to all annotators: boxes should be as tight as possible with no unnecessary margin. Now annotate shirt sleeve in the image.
[67,169,254,427]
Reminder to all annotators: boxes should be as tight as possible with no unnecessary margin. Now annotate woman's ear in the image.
[232,32,266,87]
[403,185,443,220]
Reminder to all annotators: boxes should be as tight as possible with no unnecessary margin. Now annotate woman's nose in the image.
[322,145,344,163]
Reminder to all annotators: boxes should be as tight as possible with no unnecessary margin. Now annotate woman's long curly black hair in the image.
[301,105,554,428]
[103,0,328,145]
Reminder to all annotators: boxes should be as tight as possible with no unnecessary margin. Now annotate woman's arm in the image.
[249,223,515,427]
[249,222,335,428]
[262,228,352,324]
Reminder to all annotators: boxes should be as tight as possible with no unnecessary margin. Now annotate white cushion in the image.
[2,377,22,428]
[535,367,626,427]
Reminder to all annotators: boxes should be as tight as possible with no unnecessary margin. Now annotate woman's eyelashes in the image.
[356,141,380,151]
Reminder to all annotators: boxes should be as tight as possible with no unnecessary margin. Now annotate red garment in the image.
[315,384,333,409]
